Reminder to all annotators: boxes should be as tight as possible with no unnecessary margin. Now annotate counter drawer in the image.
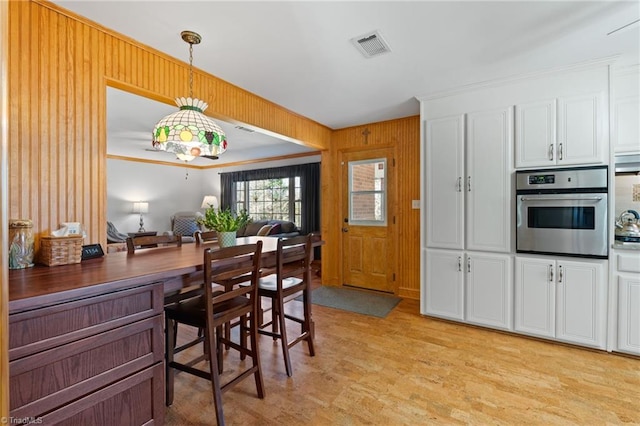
[9,282,164,360]
[617,253,640,273]
[40,363,164,426]
[10,315,163,417]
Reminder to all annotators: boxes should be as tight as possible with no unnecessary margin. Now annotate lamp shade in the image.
[152,97,228,161]
[201,195,219,210]
[132,202,149,214]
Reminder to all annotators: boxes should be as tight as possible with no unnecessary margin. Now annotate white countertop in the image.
[612,242,640,251]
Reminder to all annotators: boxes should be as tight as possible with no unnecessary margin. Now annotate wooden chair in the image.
[257,234,315,376]
[195,230,218,244]
[125,234,182,253]
[165,241,265,426]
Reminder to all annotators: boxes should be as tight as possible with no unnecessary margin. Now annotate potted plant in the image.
[197,207,252,247]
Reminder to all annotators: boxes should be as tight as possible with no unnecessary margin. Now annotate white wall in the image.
[107,159,209,234]
[107,154,321,234]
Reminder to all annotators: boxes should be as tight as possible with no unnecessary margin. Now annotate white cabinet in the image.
[465,252,513,330]
[611,65,640,154]
[425,107,512,253]
[515,93,605,168]
[515,256,607,349]
[425,250,512,331]
[425,115,465,250]
[425,249,464,321]
[614,251,640,355]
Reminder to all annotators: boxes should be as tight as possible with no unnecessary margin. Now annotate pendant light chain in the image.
[188,42,194,99]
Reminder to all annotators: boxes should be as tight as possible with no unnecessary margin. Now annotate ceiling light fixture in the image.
[152,30,227,161]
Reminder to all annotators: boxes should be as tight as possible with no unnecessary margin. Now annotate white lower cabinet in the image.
[465,252,512,330]
[617,275,640,355]
[425,249,512,330]
[515,256,607,349]
[425,250,464,321]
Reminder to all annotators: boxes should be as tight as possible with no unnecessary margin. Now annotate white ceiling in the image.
[54,0,640,165]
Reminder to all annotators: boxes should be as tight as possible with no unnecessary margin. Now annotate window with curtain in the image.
[235,177,302,226]
[219,163,320,235]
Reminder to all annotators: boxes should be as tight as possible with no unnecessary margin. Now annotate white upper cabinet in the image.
[611,65,640,154]
[515,93,605,168]
[425,108,512,253]
[425,115,465,250]
[515,99,556,168]
[465,108,513,253]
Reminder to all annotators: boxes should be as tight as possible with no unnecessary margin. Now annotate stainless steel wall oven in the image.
[516,166,608,259]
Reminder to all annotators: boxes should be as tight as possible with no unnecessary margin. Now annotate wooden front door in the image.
[341,148,396,293]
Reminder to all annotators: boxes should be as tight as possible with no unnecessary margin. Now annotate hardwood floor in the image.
[165,281,640,425]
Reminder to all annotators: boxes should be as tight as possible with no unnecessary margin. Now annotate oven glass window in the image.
[527,207,595,230]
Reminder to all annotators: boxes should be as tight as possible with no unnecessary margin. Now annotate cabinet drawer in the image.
[617,253,640,273]
[10,315,163,417]
[9,283,164,360]
[40,363,164,426]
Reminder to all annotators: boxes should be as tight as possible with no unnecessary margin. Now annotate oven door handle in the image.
[519,196,604,202]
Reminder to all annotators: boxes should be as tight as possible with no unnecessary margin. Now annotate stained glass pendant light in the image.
[152,31,227,161]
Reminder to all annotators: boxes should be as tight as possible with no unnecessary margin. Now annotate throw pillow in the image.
[268,223,282,235]
[256,224,273,236]
[173,217,199,236]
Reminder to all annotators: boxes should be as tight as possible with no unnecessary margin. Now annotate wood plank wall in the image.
[7,0,331,250]
[1,0,8,420]
[321,116,421,299]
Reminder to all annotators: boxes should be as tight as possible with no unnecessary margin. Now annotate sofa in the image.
[236,219,299,238]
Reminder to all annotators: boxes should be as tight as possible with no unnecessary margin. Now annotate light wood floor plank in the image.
[165,284,640,425]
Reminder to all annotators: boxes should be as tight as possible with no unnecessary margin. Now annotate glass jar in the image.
[9,219,35,269]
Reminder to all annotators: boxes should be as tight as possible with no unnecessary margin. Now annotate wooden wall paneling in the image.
[323,116,420,299]
[8,0,330,251]
[1,0,9,418]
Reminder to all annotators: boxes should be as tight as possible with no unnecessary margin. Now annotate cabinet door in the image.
[617,274,640,355]
[466,107,513,252]
[425,249,464,321]
[465,252,512,330]
[555,259,606,348]
[613,97,640,153]
[612,65,640,154]
[515,99,556,168]
[557,93,604,165]
[425,115,465,249]
[514,257,555,338]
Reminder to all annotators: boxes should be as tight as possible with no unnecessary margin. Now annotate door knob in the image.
[342,228,349,232]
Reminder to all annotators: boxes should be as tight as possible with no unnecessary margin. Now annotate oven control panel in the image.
[528,174,555,185]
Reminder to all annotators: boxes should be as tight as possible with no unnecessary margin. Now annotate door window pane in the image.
[349,159,386,225]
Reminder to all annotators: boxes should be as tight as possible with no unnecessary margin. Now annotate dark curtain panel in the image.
[220,173,235,211]
[219,163,320,235]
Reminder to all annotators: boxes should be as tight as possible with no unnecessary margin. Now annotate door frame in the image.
[338,145,398,294]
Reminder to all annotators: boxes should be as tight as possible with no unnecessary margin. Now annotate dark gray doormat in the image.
[299,286,401,318]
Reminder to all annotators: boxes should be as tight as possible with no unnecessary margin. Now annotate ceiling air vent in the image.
[350,30,391,58]
[235,125,255,133]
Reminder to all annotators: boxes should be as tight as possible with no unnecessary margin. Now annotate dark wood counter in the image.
[9,236,280,314]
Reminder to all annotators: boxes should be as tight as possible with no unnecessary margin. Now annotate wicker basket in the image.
[39,235,83,266]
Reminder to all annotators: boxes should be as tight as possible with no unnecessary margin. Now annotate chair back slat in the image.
[203,242,263,318]
[126,234,182,253]
[195,230,218,244]
[276,235,312,285]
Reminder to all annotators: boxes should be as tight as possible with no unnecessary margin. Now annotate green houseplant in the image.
[197,207,252,247]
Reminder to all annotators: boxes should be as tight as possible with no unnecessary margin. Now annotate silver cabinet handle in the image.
[558,143,563,160]
[549,144,554,161]
[457,256,462,272]
[558,265,563,283]
[456,177,462,192]
[549,265,554,282]
[467,257,471,273]
[467,176,471,192]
